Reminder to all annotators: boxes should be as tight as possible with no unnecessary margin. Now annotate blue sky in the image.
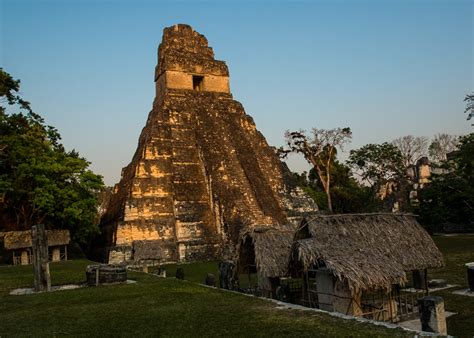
[1,0,472,185]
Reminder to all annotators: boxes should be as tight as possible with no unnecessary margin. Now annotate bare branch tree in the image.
[429,133,459,163]
[391,135,429,167]
[282,127,352,213]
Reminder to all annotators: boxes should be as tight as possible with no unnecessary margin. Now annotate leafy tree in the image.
[392,135,429,167]
[418,133,474,231]
[347,142,408,211]
[281,127,352,213]
[0,69,32,114]
[428,133,459,163]
[0,69,104,244]
[348,142,405,189]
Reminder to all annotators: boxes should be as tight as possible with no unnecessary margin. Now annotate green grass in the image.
[162,261,258,288]
[2,235,471,337]
[430,235,474,337]
[0,260,410,337]
[161,260,220,284]
[162,236,474,337]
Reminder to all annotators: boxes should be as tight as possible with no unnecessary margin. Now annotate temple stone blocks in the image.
[174,201,212,223]
[99,24,318,264]
[172,164,204,182]
[115,224,160,245]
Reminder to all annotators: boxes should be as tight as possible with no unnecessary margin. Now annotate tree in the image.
[306,161,378,213]
[348,143,408,211]
[347,142,405,189]
[281,127,352,213]
[465,93,474,124]
[428,133,459,163]
[0,69,32,114]
[418,133,474,231]
[392,135,429,167]
[0,69,104,244]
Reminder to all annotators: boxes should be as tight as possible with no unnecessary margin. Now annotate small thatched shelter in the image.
[236,224,295,296]
[292,213,444,321]
[1,230,70,265]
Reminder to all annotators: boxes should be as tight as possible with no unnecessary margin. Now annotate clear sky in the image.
[1,0,472,186]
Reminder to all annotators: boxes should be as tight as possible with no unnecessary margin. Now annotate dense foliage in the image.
[347,142,405,189]
[0,69,104,243]
[292,159,379,213]
[418,133,474,232]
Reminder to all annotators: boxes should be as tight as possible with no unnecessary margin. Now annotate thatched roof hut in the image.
[294,213,444,291]
[132,240,164,261]
[237,224,296,278]
[3,230,70,250]
[47,230,71,247]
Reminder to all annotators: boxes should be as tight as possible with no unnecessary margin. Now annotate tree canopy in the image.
[347,142,405,189]
[418,133,474,231]
[391,135,428,167]
[0,68,104,244]
[428,133,459,163]
[281,127,352,213]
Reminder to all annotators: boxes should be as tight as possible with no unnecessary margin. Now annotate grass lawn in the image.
[164,235,474,337]
[0,260,410,337]
[1,235,471,337]
[430,235,474,337]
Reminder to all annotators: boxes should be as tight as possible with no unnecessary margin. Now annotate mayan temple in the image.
[99,24,317,264]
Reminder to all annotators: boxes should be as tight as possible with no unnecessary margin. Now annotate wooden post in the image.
[424,268,429,294]
[64,245,68,261]
[95,267,99,286]
[413,270,427,290]
[31,224,51,292]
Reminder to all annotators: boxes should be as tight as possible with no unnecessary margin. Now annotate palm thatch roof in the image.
[237,224,296,278]
[294,213,444,291]
[3,230,70,250]
[47,230,71,247]
[132,240,164,261]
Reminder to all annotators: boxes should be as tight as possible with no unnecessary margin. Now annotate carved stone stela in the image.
[100,24,317,264]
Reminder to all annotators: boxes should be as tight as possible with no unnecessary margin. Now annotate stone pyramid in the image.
[99,24,317,264]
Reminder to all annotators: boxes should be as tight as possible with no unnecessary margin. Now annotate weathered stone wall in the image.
[160,71,230,93]
[99,24,317,264]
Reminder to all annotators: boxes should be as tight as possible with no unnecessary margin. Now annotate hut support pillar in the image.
[413,269,427,290]
[257,271,272,298]
[32,224,51,292]
[20,250,29,265]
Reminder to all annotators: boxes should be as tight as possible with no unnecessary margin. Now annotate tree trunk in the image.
[326,189,333,213]
[325,172,333,213]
